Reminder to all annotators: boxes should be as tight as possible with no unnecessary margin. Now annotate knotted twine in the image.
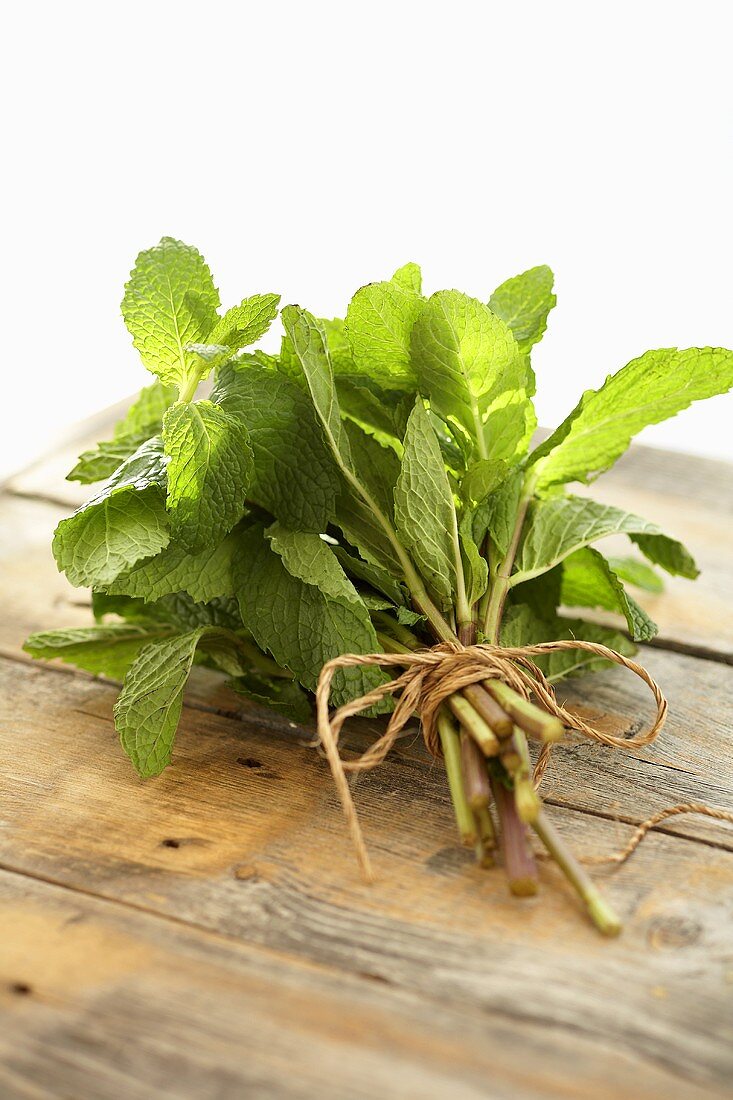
[315,639,733,882]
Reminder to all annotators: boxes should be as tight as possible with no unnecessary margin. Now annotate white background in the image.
[2,0,732,481]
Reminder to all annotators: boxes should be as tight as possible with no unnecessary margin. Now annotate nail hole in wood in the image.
[161,838,180,849]
[11,982,32,996]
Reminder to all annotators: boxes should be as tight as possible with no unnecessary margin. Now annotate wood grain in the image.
[1,656,733,1096]
[3,870,727,1100]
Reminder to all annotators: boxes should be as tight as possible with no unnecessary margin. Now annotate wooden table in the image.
[1,429,732,1099]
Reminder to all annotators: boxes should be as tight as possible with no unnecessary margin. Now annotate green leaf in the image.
[162,400,253,552]
[235,522,386,707]
[513,495,698,584]
[411,290,532,462]
[332,545,408,607]
[212,360,339,531]
[53,438,170,587]
[630,532,698,578]
[460,459,509,506]
[560,547,658,641]
[106,530,239,604]
[121,237,220,386]
[606,556,664,593]
[336,374,412,445]
[281,306,408,578]
[207,293,281,350]
[93,589,241,633]
[459,508,489,606]
[23,623,175,679]
[114,627,223,776]
[391,262,422,295]
[68,381,178,483]
[345,280,424,390]
[67,433,154,485]
[334,423,404,575]
[499,604,636,682]
[488,265,556,353]
[472,469,524,557]
[267,524,367,605]
[228,670,312,723]
[393,399,458,611]
[281,305,351,464]
[531,347,733,490]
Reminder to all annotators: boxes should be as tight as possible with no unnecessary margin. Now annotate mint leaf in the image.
[23,623,175,679]
[488,265,556,353]
[53,438,170,587]
[630,532,699,578]
[411,290,532,462]
[499,604,636,682]
[212,360,339,531]
[560,547,658,641]
[267,524,367,605]
[336,374,412,444]
[68,381,178,483]
[606,556,664,593]
[106,531,239,604]
[391,262,422,295]
[114,627,223,776]
[472,468,524,557]
[459,507,489,606]
[235,522,386,707]
[228,670,312,723]
[121,238,220,386]
[281,305,351,463]
[335,424,404,574]
[460,459,509,506]
[162,400,252,551]
[513,495,698,584]
[531,347,733,490]
[207,293,281,350]
[394,399,458,611]
[332,545,409,607]
[345,280,423,390]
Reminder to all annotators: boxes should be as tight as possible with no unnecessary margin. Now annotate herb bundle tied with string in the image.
[26,238,733,932]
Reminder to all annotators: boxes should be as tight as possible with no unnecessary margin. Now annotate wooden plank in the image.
[2,657,733,1096]
[3,872,726,1100]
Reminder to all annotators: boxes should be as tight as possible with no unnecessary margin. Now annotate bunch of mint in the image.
[25,238,733,929]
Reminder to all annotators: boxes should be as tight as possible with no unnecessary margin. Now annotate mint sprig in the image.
[24,237,733,932]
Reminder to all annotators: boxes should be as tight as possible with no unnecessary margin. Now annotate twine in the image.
[315,639,733,881]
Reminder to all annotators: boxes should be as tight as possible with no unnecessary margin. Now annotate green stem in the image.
[531,810,622,936]
[446,695,500,756]
[481,474,536,643]
[485,681,564,744]
[372,613,422,651]
[176,367,206,404]
[438,709,477,846]
[343,469,457,645]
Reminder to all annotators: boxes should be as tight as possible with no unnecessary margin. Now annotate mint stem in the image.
[462,683,513,738]
[491,775,539,896]
[460,730,491,810]
[485,680,564,743]
[482,481,535,642]
[531,809,622,936]
[447,694,500,756]
[438,709,477,846]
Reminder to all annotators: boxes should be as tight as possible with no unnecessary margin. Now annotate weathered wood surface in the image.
[2,427,733,1099]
